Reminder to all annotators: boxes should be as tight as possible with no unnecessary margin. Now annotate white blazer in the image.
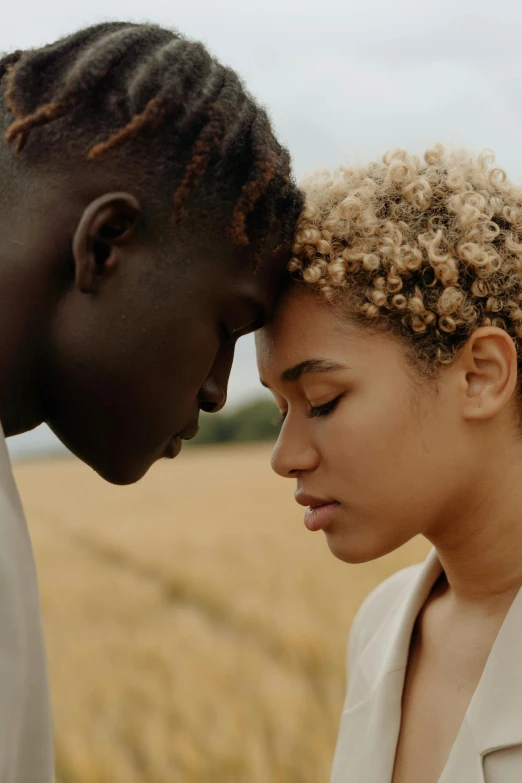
[0,427,54,782]
[331,549,522,783]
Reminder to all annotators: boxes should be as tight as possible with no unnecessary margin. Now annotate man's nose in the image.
[198,344,235,413]
[198,376,227,413]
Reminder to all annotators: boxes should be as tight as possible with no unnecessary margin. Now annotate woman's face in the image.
[256,285,478,564]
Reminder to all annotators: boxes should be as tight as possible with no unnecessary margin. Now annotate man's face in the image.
[41,228,288,484]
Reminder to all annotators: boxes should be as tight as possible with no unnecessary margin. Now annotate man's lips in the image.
[294,492,341,532]
[163,436,180,459]
[163,421,201,460]
[178,421,200,441]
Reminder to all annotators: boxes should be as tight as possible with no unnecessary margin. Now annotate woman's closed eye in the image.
[307,395,343,418]
[275,394,343,426]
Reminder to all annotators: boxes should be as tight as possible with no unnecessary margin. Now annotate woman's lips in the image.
[303,502,341,532]
[294,493,341,532]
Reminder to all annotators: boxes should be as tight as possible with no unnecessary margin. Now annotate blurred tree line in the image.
[190,398,280,446]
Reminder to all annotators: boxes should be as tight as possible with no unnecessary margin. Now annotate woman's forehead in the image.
[257,289,348,371]
[258,287,327,351]
[256,285,404,381]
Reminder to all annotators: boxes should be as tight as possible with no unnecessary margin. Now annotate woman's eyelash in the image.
[307,395,342,418]
[275,395,342,426]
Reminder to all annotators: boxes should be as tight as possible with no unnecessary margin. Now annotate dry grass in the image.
[14,443,430,783]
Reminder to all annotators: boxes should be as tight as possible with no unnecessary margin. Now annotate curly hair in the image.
[290,145,522,376]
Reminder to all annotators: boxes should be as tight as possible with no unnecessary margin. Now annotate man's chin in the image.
[90,444,188,485]
[53,434,153,485]
[90,454,155,486]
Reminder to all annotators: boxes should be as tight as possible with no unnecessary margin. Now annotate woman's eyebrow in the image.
[260,359,349,388]
[281,359,348,382]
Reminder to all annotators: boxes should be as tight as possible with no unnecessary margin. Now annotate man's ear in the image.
[72,192,142,294]
[459,326,518,422]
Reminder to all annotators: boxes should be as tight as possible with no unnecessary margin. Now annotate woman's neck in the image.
[428,452,522,609]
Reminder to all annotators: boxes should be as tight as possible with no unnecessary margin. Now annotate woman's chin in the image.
[325,531,398,565]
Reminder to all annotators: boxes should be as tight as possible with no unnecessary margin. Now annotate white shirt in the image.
[331,549,522,783]
[0,425,54,781]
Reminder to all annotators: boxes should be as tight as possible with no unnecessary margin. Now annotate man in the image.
[0,21,302,780]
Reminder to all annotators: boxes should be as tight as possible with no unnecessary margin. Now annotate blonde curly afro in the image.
[290,145,522,374]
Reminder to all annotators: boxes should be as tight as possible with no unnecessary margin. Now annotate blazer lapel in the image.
[465,585,522,766]
[438,720,486,783]
[331,550,442,783]
[332,549,522,783]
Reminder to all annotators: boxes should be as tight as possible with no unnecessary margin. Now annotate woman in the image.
[256,146,522,783]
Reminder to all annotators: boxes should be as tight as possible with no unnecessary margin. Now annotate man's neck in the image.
[0,262,46,436]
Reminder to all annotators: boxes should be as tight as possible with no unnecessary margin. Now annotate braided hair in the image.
[0,22,302,268]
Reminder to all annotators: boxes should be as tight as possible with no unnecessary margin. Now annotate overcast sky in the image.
[5,0,522,456]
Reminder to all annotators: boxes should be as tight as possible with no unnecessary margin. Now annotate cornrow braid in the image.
[88,37,215,159]
[0,50,23,83]
[5,26,155,150]
[231,113,278,246]
[0,21,302,266]
[171,76,239,222]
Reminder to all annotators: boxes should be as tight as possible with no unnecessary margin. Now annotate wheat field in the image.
[14,442,430,783]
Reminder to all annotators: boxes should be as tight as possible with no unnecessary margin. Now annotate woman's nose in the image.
[270,418,319,478]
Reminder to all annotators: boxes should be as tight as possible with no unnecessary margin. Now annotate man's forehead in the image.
[250,248,293,309]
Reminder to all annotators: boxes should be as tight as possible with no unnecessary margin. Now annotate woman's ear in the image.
[72,192,142,294]
[459,327,518,422]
